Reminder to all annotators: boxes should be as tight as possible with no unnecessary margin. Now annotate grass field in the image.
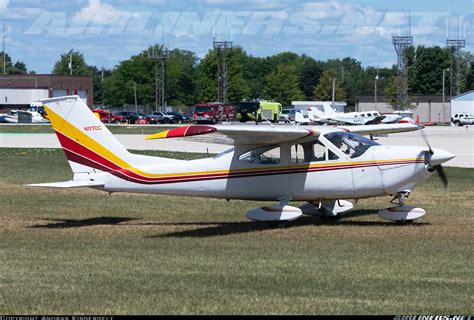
[0,124,177,135]
[0,148,473,314]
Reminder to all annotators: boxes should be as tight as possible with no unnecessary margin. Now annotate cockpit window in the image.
[325,132,379,158]
[239,145,280,165]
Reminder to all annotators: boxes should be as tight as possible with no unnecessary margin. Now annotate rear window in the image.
[195,106,213,112]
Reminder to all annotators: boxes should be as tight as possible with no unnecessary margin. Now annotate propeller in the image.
[420,130,449,190]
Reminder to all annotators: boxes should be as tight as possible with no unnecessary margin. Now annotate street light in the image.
[375,69,379,110]
[443,68,450,124]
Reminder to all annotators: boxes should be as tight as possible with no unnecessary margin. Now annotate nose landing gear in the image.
[378,191,426,223]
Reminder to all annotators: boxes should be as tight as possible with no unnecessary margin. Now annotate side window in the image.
[291,144,305,163]
[239,145,280,165]
[291,140,328,163]
[312,142,326,161]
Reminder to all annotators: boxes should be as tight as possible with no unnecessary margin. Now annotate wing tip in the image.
[146,125,217,140]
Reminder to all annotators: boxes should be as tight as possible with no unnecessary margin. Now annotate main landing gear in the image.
[299,200,354,220]
[377,191,426,224]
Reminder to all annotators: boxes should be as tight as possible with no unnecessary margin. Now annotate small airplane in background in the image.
[310,102,401,125]
[28,96,455,225]
[3,109,49,123]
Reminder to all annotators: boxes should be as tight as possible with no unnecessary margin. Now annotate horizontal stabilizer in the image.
[26,180,105,189]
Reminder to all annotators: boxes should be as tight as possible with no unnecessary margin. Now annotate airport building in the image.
[355,95,451,123]
[450,90,474,116]
[0,74,93,112]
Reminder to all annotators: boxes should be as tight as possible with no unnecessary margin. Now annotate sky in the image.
[0,0,473,73]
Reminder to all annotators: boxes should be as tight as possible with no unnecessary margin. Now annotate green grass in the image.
[0,124,177,134]
[0,148,473,314]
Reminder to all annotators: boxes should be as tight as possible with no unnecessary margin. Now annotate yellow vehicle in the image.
[236,100,282,123]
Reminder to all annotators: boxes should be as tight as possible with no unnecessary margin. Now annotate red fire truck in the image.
[193,102,234,124]
[92,108,125,124]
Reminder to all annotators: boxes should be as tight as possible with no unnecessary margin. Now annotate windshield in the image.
[195,106,213,112]
[236,102,259,114]
[325,132,379,158]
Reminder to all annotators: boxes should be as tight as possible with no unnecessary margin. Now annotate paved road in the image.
[1,126,473,168]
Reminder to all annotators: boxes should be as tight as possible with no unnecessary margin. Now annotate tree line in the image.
[2,45,474,110]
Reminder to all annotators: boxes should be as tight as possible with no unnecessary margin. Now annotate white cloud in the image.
[0,0,9,12]
[300,1,357,19]
[75,0,136,25]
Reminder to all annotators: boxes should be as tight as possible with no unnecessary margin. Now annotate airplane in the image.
[27,96,455,225]
[301,102,401,125]
[3,109,50,123]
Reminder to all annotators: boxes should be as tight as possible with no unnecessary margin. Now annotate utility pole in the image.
[375,69,379,110]
[442,68,450,123]
[69,51,73,75]
[331,77,336,110]
[134,82,138,112]
[2,24,6,75]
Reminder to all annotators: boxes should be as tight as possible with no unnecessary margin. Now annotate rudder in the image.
[42,95,131,174]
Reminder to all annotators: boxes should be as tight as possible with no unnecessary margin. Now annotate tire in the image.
[164,118,171,124]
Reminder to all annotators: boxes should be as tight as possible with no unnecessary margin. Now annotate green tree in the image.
[166,49,198,106]
[466,61,474,91]
[409,45,451,95]
[314,69,346,101]
[0,52,30,74]
[52,50,93,76]
[299,55,323,100]
[103,49,156,108]
[195,46,250,104]
[104,45,198,108]
[383,76,398,109]
[262,64,304,105]
[52,50,111,104]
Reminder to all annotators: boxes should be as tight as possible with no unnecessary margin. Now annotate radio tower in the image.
[392,13,413,110]
[213,28,232,104]
[446,16,465,96]
[148,44,169,112]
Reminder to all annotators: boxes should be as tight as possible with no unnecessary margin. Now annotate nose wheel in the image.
[378,191,426,223]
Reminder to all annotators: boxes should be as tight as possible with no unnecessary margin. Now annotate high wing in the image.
[146,124,316,145]
[145,123,421,146]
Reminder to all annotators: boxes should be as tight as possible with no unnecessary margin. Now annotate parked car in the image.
[151,111,175,124]
[452,113,474,126]
[279,108,293,122]
[166,111,189,124]
[146,113,160,124]
[117,111,141,124]
[136,113,149,125]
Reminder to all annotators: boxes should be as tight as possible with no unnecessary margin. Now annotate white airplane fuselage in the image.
[89,143,443,202]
